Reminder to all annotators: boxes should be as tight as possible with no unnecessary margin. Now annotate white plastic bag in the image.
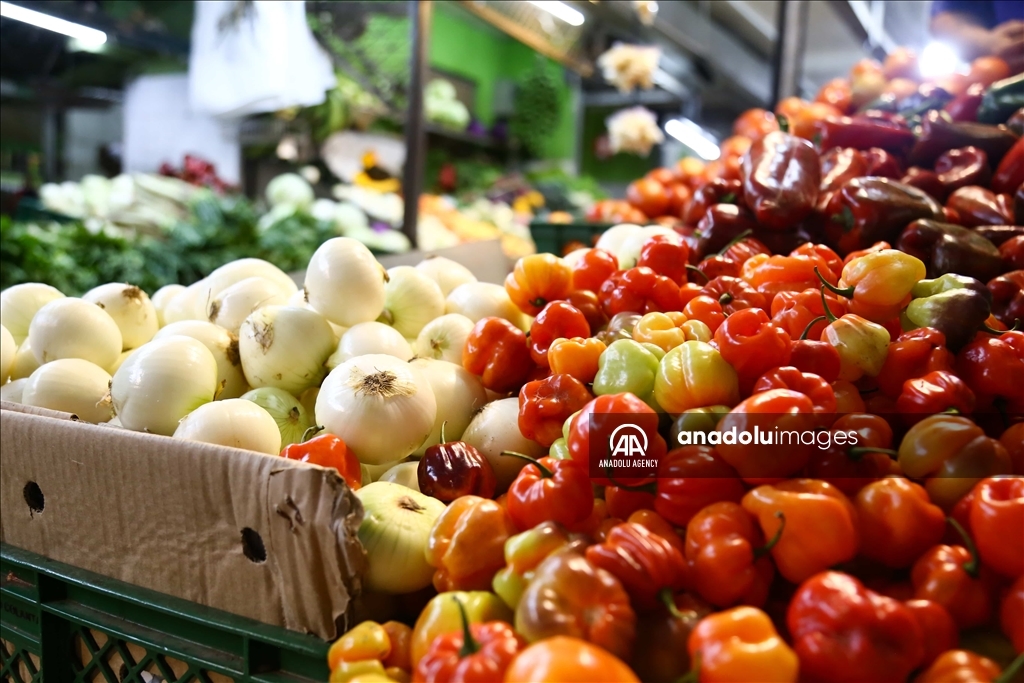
[189,1,335,118]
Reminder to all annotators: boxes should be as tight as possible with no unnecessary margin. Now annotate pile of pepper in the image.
[323,55,1024,683]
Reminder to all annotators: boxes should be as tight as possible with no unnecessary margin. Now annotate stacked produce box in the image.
[2,56,1024,683]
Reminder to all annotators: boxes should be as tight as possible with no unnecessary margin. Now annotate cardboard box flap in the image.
[0,402,366,640]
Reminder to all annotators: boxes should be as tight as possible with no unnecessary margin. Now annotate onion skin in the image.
[9,339,41,380]
[328,322,413,370]
[355,481,445,594]
[1,282,64,344]
[83,283,159,350]
[28,298,122,370]
[316,354,437,465]
[304,237,387,327]
[379,461,421,491]
[110,335,219,436]
[445,282,525,329]
[206,276,290,335]
[22,358,112,423]
[240,386,313,447]
[1,378,27,403]
[173,399,282,455]
[378,266,445,338]
[415,256,477,297]
[461,397,546,492]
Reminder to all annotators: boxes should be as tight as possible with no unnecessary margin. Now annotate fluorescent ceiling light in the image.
[0,1,107,47]
[919,41,964,79]
[665,118,721,161]
[529,1,585,26]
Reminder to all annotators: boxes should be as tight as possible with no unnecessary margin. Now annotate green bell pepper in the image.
[592,339,665,410]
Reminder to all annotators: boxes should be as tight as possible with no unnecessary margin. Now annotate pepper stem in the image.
[819,286,839,323]
[660,587,688,620]
[675,653,702,683]
[301,424,324,442]
[530,297,547,309]
[777,115,789,133]
[685,265,710,283]
[501,451,554,478]
[440,420,448,445]
[799,315,827,340]
[715,229,753,257]
[753,511,785,560]
[980,318,1021,335]
[947,517,980,579]
[453,598,480,658]
[994,653,1024,683]
[719,292,734,306]
[847,446,898,461]
[814,266,855,298]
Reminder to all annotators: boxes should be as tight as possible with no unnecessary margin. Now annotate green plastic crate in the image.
[529,222,611,255]
[0,544,330,683]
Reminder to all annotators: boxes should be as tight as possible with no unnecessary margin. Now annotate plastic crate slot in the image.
[0,639,42,683]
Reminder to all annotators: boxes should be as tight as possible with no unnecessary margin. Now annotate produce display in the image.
[3,46,1024,683]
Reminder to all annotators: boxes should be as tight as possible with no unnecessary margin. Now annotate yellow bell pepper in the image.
[632,312,712,352]
[654,340,740,413]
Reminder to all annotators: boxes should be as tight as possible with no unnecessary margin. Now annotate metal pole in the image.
[402,0,432,248]
[770,0,808,108]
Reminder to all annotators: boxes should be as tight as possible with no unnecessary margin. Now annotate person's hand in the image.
[991,20,1024,73]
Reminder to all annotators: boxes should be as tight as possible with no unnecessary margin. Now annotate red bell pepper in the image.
[414,602,525,683]
[904,599,958,669]
[637,235,689,286]
[566,393,666,486]
[992,137,1024,194]
[1002,575,1024,654]
[694,203,760,258]
[822,177,944,255]
[699,275,767,315]
[604,485,654,521]
[652,445,746,527]
[895,369,976,425]
[682,178,743,227]
[853,477,947,568]
[911,519,996,629]
[463,317,533,394]
[787,571,925,683]
[598,267,680,316]
[947,186,1015,227]
[901,167,948,203]
[956,330,1024,411]
[771,287,848,342]
[752,366,836,416]
[789,336,842,384]
[504,453,594,531]
[569,248,618,293]
[684,501,778,608]
[518,374,592,448]
[862,147,903,179]
[876,327,955,398]
[819,147,868,195]
[935,146,991,194]
[528,301,590,366]
[714,308,793,395]
[969,476,1024,579]
[585,521,689,611]
[813,115,916,156]
[804,412,899,495]
[281,433,361,491]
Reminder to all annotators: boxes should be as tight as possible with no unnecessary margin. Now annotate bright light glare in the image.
[0,1,106,47]
[529,1,585,26]
[665,119,721,161]
[919,42,963,79]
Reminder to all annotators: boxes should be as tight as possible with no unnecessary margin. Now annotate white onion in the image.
[316,354,436,465]
[9,339,40,380]
[240,386,314,447]
[151,284,186,327]
[445,282,524,328]
[617,226,684,269]
[413,313,475,364]
[1,378,28,404]
[562,248,589,269]
[594,223,643,260]
[304,237,387,327]
[108,349,135,375]
[409,358,487,454]
[200,258,297,304]
[110,335,219,435]
[1,324,15,382]
[462,397,546,491]
[299,386,319,417]
[0,282,64,344]
[415,256,477,297]
[206,276,290,335]
[327,322,413,370]
[22,358,112,423]
[378,461,420,491]
[173,398,282,455]
[83,283,158,350]
[239,305,335,395]
[355,481,444,594]
[28,298,122,370]
[288,290,346,341]
[155,321,248,399]
[378,266,445,338]
[161,280,206,324]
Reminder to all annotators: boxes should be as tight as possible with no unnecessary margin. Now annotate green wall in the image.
[428,3,574,160]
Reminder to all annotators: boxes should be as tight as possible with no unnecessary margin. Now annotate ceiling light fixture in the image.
[918,41,964,79]
[0,1,106,48]
[528,1,585,27]
[665,118,721,161]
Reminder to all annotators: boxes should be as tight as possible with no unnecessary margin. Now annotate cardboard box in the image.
[0,401,366,641]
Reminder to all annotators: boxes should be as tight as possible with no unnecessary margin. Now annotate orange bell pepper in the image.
[426,496,518,592]
[741,252,839,306]
[504,636,640,683]
[969,476,1024,578]
[688,606,798,683]
[914,650,1003,683]
[682,295,726,333]
[742,479,859,584]
[505,253,572,316]
[514,550,636,661]
[854,477,947,568]
[911,520,996,629]
[547,337,605,384]
[684,502,778,608]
